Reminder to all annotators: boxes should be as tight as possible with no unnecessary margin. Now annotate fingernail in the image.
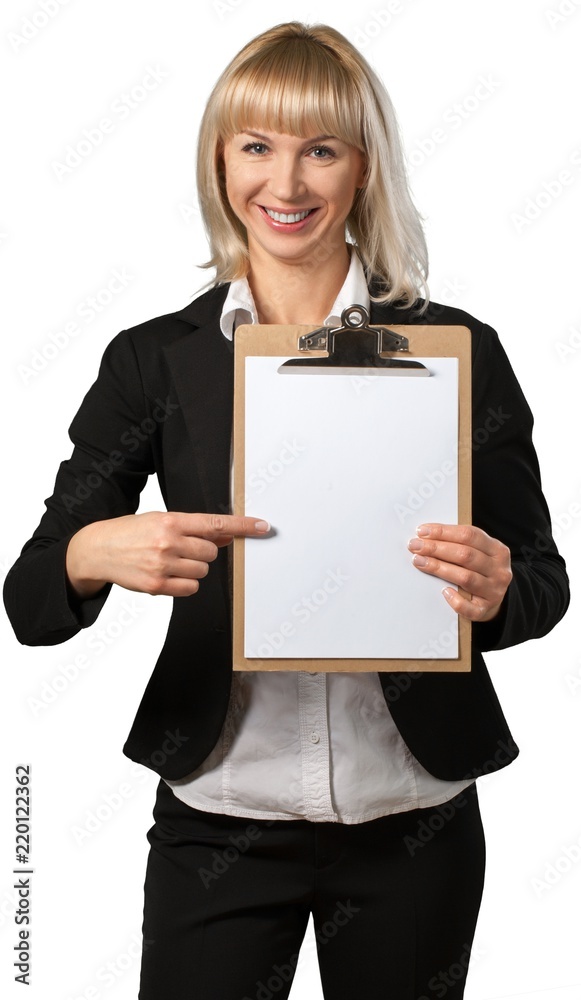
[408,538,423,551]
[255,520,270,532]
[412,555,428,567]
[442,587,454,599]
[416,525,430,536]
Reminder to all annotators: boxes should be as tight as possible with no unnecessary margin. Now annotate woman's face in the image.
[221,129,367,267]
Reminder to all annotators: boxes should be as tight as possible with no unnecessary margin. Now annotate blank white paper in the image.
[243,356,459,660]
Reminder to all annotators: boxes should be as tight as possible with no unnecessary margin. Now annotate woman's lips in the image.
[257,205,319,232]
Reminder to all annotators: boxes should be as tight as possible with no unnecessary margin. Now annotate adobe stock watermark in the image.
[52,65,169,180]
[510,148,581,234]
[60,395,179,514]
[398,740,518,856]
[246,567,351,660]
[433,276,468,308]
[93,933,152,991]
[70,762,154,847]
[531,835,581,898]
[417,938,486,1000]
[239,900,361,1000]
[27,600,144,717]
[0,883,27,932]
[392,404,512,523]
[519,487,581,566]
[197,819,275,889]
[404,786,473,857]
[564,661,581,695]
[394,460,456,525]
[407,75,501,175]
[545,0,581,29]
[352,1,411,49]
[17,267,134,385]
[0,555,12,584]
[403,748,518,861]
[192,771,324,890]
[7,0,73,53]
[245,439,307,502]
[416,618,459,660]
[62,932,153,999]
[214,0,246,18]
[377,669,422,706]
[554,318,581,362]
[313,898,361,951]
[178,194,201,225]
[139,728,190,772]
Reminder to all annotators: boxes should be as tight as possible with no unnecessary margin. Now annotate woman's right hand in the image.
[65,511,270,599]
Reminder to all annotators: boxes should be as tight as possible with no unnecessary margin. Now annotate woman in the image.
[3,20,569,1000]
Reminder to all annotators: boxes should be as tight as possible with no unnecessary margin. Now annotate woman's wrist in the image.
[65,522,110,599]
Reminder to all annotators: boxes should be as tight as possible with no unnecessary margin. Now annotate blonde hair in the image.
[196,21,429,312]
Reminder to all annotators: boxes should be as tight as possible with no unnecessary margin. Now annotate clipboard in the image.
[232,305,472,673]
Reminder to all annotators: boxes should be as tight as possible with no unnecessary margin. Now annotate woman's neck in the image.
[247,243,353,326]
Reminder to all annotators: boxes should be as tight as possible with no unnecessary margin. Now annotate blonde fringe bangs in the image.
[216,47,367,152]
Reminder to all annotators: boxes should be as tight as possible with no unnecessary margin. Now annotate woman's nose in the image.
[267,156,306,202]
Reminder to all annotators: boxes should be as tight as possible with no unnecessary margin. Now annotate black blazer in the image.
[3,280,569,781]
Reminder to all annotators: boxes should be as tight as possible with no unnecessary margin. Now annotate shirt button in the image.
[310,731,320,744]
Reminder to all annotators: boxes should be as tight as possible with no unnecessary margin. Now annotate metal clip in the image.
[278,304,429,376]
[297,305,410,354]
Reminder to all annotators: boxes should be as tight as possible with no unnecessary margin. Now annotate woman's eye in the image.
[310,146,336,159]
[241,142,268,154]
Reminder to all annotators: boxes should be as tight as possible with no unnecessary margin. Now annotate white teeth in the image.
[265,208,312,223]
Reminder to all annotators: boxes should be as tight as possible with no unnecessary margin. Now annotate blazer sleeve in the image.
[3,329,155,647]
[470,322,569,652]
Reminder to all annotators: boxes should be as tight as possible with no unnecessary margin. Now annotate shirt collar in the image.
[219,246,370,340]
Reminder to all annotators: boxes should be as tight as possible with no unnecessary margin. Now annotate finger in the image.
[176,537,221,562]
[214,534,235,549]
[146,575,204,598]
[144,553,213,585]
[410,553,489,599]
[407,537,493,578]
[180,513,271,539]
[171,556,213,581]
[416,523,499,557]
[442,587,502,623]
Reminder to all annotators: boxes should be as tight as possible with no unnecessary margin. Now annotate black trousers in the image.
[138,779,486,999]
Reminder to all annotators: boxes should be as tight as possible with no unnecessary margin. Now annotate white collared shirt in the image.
[165,248,474,822]
[218,240,367,340]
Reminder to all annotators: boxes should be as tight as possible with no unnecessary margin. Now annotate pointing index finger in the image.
[203,514,270,537]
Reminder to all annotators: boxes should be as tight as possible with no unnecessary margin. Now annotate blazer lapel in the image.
[162,284,234,516]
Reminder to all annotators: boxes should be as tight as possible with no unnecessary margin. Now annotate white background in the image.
[1,1,580,998]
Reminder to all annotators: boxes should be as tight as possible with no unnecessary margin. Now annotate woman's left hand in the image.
[408,524,513,622]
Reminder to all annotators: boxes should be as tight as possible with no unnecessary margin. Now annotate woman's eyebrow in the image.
[240,129,336,142]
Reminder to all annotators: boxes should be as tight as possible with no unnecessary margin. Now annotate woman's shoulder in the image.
[87,283,231,399]
[121,282,230,349]
[376,295,487,332]
[375,294,506,362]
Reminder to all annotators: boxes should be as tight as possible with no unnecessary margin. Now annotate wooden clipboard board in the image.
[232,308,472,672]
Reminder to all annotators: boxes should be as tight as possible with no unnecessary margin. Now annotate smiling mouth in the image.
[261,207,317,224]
